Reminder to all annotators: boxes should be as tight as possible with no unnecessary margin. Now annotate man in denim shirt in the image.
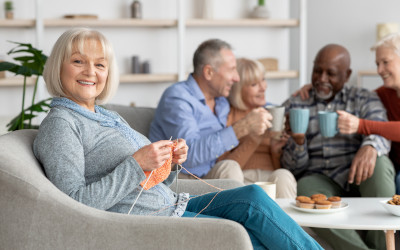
[149,39,272,182]
[282,44,395,250]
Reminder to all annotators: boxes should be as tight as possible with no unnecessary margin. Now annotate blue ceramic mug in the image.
[289,108,310,134]
[318,111,338,137]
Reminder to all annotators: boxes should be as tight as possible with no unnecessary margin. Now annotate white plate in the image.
[290,202,349,214]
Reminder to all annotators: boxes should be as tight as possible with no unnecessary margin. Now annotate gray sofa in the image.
[0,104,252,250]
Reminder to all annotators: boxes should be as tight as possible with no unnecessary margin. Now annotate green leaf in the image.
[0,61,18,71]
[6,98,52,131]
[2,41,49,131]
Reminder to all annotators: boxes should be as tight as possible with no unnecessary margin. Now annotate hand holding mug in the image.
[245,107,273,136]
[337,110,360,134]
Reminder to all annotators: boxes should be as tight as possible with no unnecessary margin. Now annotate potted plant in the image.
[4,1,13,19]
[0,41,51,131]
[251,0,270,19]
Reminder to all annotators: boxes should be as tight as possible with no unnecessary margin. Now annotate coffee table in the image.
[276,197,400,250]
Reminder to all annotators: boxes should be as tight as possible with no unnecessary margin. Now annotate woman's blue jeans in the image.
[182,185,322,250]
[396,171,400,195]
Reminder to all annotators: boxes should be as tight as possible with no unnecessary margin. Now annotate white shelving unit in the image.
[0,0,307,87]
[357,69,378,87]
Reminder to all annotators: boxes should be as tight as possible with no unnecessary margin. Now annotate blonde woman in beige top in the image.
[218,58,297,198]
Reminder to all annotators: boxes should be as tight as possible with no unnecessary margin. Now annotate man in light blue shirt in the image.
[149,39,272,181]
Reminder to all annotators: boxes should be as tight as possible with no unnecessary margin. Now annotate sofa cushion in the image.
[103,104,155,137]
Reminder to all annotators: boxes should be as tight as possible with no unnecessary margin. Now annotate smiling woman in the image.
[218,57,297,199]
[333,33,400,195]
[43,28,119,110]
[59,40,109,111]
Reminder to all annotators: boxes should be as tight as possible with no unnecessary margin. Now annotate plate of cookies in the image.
[291,194,348,214]
[380,195,400,216]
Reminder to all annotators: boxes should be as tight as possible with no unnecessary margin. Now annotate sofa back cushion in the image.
[103,104,155,137]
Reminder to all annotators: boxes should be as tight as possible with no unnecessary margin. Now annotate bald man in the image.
[282,44,395,250]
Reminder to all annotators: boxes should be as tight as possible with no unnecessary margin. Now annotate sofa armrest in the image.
[0,130,252,250]
[0,172,252,250]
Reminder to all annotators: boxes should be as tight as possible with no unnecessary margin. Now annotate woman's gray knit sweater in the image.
[33,106,188,216]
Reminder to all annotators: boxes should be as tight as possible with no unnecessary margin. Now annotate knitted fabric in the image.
[140,141,177,190]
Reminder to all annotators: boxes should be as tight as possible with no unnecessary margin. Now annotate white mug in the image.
[255,181,276,200]
[265,105,285,132]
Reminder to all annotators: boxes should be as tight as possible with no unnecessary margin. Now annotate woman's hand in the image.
[337,110,360,134]
[270,132,290,155]
[292,83,312,100]
[172,138,188,165]
[133,140,174,171]
[232,108,273,139]
[247,108,273,135]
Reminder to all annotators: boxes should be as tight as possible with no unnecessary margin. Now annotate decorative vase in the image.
[4,1,14,19]
[251,5,270,19]
[5,10,13,19]
[202,0,214,19]
[130,0,142,19]
[376,23,399,42]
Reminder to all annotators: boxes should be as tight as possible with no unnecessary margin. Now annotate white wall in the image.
[3,0,400,120]
[0,0,292,123]
[291,0,400,92]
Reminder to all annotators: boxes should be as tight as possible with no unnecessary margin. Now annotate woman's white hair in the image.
[371,32,400,57]
[229,58,265,110]
[43,27,119,104]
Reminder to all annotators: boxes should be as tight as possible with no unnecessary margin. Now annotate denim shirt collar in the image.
[185,74,229,124]
[186,74,206,103]
[186,74,228,107]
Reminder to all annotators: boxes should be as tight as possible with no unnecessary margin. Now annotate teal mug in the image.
[289,108,310,134]
[318,111,338,137]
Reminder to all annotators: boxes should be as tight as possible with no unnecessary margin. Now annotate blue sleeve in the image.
[150,90,238,175]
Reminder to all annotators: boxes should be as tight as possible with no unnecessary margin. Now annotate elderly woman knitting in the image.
[33,27,322,250]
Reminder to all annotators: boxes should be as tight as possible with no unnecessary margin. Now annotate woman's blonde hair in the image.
[228,58,265,110]
[43,27,119,104]
[371,32,400,57]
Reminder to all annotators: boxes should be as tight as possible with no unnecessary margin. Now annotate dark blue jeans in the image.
[182,185,322,250]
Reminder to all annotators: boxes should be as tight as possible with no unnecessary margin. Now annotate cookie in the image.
[311,193,327,201]
[315,200,332,209]
[328,196,342,208]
